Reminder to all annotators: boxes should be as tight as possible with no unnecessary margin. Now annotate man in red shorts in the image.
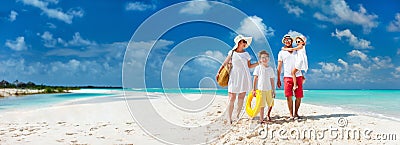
[277,34,304,120]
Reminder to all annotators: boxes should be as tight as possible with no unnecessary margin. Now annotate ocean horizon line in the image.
[128,88,400,90]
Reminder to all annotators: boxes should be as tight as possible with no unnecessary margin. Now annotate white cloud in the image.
[313,12,329,21]
[347,63,370,82]
[0,59,45,77]
[0,58,122,85]
[318,62,342,72]
[391,67,400,78]
[286,30,304,39]
[0,39,162,86]
[43,7,84,24]
[331,29,372,49]
[204,50,225,62]
[297,0,378,33]
[38,31,97,48]
[39,31,57,47]
[237,16,275,41]
[179,0,211,15]
[46,41,126,58]
[338,59,348,69]
[9,11,18,22]
[283,2,304,17]
[21,0,47,8]
[46,22,57,29]
[347,50,368,61]
[125,1,155,11]
[67,32,95,46]
[371,56,394,69]
[387,13,400,32]
[352,63,368,71]
[5,36,28,51]
[309,49,397,85]
[0,45,124,85]
[123,39,175,87]
[20,0,84,24]
[118,39,174,68]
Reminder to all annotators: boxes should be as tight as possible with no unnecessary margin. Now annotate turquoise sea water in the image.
[0,92,113,111]
[129,88,400,121]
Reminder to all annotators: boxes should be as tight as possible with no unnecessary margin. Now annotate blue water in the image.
[129,88,400,120]
[0,92,113,111]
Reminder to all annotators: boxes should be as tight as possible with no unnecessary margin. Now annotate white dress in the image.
[228,50,252,93]
[295,46,308,72]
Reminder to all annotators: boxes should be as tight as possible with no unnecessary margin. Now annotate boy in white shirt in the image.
[252,50,276,123]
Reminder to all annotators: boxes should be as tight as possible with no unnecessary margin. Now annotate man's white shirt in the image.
[278,50,303,77]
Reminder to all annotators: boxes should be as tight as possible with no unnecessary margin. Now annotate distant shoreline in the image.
[0,88,73,97]
[0,87,123,97]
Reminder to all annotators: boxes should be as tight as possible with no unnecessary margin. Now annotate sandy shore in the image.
[0,90,399,144]
[0,88,45,97]
[0,88,75,97]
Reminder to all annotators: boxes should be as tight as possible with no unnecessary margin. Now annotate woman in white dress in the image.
[216,35,259,124]
[281,35,308,91]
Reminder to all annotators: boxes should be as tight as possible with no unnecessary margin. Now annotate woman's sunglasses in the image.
[240,40,247,44]
[296,40,303,43]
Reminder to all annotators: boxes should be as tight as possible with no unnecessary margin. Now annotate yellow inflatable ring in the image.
[246,90,262,118]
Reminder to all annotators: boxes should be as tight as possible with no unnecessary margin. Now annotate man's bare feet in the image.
[294,114,301,120]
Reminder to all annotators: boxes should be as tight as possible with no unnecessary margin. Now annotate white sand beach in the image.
[0,89,44,97]
[0,90,399,144]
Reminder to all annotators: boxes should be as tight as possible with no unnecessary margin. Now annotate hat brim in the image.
[295,36,306,44]
[232,37,252,50]
[282,37,293,44]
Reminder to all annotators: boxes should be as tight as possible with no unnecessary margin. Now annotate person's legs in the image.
[236,92,246,118]
[259,90,267,123]
[294,76,304,118]
[259,107,265,123]
[292,68,299,91]
[294,98,301,118]
[284,77,295,118]
[265,90,273,121]
[267,106,273,121]
[228,92,236,123]
[286,96,294,118]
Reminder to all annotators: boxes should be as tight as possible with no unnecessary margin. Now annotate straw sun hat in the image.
[295,35,307,44]
[232,35,252,50]
[281,34,293,44]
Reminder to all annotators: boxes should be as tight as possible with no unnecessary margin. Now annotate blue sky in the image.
[1,0,399,89]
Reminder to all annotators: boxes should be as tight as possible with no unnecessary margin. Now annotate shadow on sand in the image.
[248,113,357,125]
